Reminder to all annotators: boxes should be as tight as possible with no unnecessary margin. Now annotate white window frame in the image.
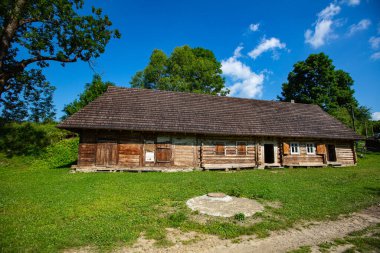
[306,143,316,155]
[225,142,237,156]
[290,142,300,155]
[236,141,247,156]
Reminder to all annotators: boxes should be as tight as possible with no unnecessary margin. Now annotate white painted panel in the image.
[145,151,155,162]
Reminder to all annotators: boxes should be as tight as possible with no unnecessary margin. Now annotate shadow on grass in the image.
[53,160,77,169]
[364,187,380,196]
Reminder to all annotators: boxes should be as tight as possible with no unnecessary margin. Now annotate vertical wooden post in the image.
[279,139,283,166]
[200,141,204,168]
[255,142,259,167]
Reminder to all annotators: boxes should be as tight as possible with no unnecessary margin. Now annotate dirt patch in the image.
[64,205,380,253]
[186,194,264,217]
[120,204,380,253]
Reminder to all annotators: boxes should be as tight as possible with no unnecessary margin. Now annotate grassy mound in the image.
[0,122,75,157]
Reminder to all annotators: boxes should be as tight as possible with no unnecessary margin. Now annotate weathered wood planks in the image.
[76,130,356,170]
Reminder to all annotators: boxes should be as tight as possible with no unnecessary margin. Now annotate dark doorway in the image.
[264,144,275,163]
[327,144,336,162]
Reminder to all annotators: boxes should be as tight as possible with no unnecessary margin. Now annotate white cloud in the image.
[304,3,341,48]
[249,23,260,32]
[370,52,380,60]
[372,112,380,121]
[248,37,287,59]
[221,47,264,98]
[319,3,341,19]
[369,36,380,50]
[342,0,360,6]
[233,45,244,58]
[347,19,371,36]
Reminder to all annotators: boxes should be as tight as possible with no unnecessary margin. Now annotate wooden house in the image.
[58,87,361,172]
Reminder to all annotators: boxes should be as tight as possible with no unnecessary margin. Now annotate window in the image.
[290,142,300,154]
[306,143,316,154]
[215,142,225,155]
[156,148,171,162]
[236,141,247,155]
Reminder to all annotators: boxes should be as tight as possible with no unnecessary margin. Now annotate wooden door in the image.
[96,143,118,166]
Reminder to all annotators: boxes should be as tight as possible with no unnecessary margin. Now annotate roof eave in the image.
[56,124,362,140]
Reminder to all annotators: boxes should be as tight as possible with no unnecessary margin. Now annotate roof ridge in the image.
[107,86,317,107]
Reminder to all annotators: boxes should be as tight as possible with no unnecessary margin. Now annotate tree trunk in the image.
[0,0,27,67]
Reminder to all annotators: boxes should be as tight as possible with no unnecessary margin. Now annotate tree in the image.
[372,120,380,134]
[0,0,120,120]
[329,106,371,135]
[130,45,229,96]
[62,74,114,119]
[1,69,55,122]
[278,53,358,111]
[278,53,370,133]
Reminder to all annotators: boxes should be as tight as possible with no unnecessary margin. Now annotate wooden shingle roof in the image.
[58,86,362,140]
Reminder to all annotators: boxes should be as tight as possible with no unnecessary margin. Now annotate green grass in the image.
[288,246,312,253]
[0,140,379,252]
[333,224,380,252]
[314,224,380,252]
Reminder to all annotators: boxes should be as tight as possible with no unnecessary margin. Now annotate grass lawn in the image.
[1,138,379,252]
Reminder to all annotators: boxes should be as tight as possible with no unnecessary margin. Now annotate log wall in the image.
[200,138,256,169]
[335,142,355,165]
[282,142,324,166]
[76,130,356,169]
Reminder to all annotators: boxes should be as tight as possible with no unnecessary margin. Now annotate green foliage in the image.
[62,74,114,119]
[0,122,73,156]
[372,120,380,134]
[278,53,357,110]
[288,246,312,253]
[38,138,79,168]
[228,187,242,197]
[0,150,379,251]
[278,53,371,134]
[168,212,188,227]
[328,106,371,136]
[234,213,245,221]
[1,70,56,122]
[130,45,228,96]
[328,224,380,252]
[0,0,120,121]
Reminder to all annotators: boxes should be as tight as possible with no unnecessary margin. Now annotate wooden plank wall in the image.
[77,130,356,168]
[200,138,256,169]
[172,137,197,167]
[282,141,324,166]
[77,131,198,168]
[78,130,97,166]
[335,142,355,165]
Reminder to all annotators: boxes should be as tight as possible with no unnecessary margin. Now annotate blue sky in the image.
[41,0,380,119]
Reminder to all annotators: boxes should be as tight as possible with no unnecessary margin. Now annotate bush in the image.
[234,213,245,221]
[0,122,75,157]
[38,138,79,168]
